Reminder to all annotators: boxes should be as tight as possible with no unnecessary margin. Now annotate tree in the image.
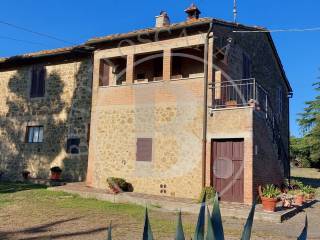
[298,81,320,168]
[290,136,311,167]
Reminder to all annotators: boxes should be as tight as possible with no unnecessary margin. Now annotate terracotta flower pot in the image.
[261,197,278,212]
[307,193,315,200]
[226,100,237,108]
[295,194,304,206]
[50,172,61,180]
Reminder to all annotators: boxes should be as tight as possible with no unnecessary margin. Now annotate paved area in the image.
[49,182,316,223]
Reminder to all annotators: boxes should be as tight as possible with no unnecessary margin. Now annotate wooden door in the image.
[211,139,244,203]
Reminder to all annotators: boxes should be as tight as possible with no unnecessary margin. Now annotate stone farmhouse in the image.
[0,5,292,204]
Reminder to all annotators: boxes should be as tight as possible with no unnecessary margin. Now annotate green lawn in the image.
[0,182,196,239]
[0,169,319,239]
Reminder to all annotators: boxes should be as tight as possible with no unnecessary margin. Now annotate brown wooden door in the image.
[211,139,244,203]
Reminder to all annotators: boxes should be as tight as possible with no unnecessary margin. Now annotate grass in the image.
[0,181,196,239]
[291,167,320,180]
[0,168,318,239]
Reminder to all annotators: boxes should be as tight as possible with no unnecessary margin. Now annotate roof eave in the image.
[86,18,213,45]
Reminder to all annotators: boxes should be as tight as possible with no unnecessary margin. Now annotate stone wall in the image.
[0,59,92,181]
[253,111,285,197]
[207,107,253,204]
[89,78,204,199]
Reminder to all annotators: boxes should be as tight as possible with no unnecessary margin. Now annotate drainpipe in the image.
[202,22,213,188]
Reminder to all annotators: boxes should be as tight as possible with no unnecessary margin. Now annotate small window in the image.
[67,138,80,154]
[30,66,46,98]
[136,138,152,162]
[26,126,44,143]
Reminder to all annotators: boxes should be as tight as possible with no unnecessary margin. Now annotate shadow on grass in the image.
[291,176,320,188]
[0,181,47,194]
[0,217,109,240]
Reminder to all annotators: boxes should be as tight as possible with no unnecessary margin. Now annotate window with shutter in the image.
[99,59,110,86]
[30,66,46,98]
[136,138,152,162]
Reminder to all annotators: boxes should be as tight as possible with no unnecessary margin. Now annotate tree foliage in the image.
[296,81,320,167]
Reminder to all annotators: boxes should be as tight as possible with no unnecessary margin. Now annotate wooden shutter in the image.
[30,67,38,97]
[136,138,152,162]
[99,59,110,86]
[38,67,46,97]
[30,66,45,97]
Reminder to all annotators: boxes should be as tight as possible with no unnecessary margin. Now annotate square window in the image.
[26,126,44,143]
[66,138,80,154]
[136,138,152,162]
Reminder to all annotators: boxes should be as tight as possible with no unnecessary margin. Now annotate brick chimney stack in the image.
[184,3,201,21]
[155,11,170,27]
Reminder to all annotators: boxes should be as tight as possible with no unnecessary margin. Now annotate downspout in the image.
[202,22,213,188]
[287,92,293,183]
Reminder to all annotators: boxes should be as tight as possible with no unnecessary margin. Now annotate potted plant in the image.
[50,166,62,180]
[290,189,305,206]
[22,170,30,180]
[260,184,281,212]
[302,185,315,201]
[106,177,133,194]
[225,99,237,108]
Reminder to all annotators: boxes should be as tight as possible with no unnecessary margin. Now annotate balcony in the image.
[209,78,268,113]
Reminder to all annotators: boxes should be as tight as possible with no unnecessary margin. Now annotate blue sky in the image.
[1,0,319,136]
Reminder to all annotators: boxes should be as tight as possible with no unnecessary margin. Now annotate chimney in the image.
[184,3,201,21]
[155,11,170,27]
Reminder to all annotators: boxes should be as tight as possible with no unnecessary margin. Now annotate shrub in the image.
[261,184,281,198]
[106,177,133,192]
[198,186,215,202]
[50,166,62,173]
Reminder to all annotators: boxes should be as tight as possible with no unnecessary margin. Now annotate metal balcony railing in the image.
[209,78,268,113]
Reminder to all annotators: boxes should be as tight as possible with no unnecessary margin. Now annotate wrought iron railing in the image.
[209,78,268,111]
[209,78,290,177]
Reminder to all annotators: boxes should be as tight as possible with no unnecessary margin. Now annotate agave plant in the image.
[106,221,112,240]
[142,208,153,240]
[175,211,185,240]
[106,192,308,239]
[297,216,308,240]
